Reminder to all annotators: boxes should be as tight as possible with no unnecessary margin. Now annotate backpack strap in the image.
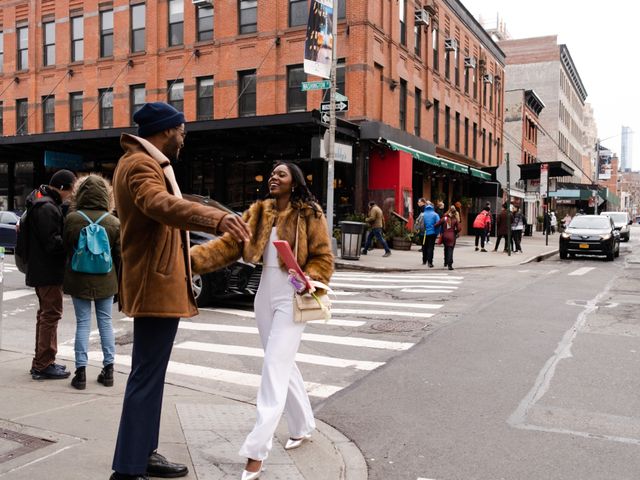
[77,211,109,225]
[94,212,110,225]
[77,211,92,224]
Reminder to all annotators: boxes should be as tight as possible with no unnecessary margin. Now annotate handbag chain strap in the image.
[294,212,300,262]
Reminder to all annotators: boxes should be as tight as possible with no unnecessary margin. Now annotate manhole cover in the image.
[371,320,426,333]
[0,429,54,464]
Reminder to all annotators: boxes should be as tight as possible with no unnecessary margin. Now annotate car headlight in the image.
[600,234,611,240]
[561,233,571,239]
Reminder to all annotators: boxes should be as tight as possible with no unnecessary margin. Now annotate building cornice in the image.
[559,45,587,102]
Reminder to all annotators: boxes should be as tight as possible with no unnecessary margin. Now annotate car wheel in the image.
[192,273,212,307]
[615,241,620,257]
[624,233,630,242]
[559,249,568,260]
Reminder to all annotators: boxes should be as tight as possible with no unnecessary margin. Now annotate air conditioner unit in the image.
[192,0,213,5]
[414,9,430,26]
[424,0,437,15]
[444,38,458,51]
[464,56,476,69]
[483,73,493,84]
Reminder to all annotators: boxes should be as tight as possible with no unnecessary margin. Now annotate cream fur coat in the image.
[190,199,334,286]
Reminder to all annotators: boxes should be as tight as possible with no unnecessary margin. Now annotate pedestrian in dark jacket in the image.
[63,174,120,390]
[493,204,509,252]
[26,169,77,380]
[421,202,440,267]
[434,205,459,270]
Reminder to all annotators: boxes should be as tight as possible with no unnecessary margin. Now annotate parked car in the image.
[600,211,632,242]
[0,211,20,251]
[183,194,261,307]
[559,214,620,261]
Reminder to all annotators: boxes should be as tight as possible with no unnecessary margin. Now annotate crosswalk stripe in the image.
[118,318,415,350]
[175,341,384,371]
[308,319,366,327]
[332,308,433,318]
[569,267,595,276]
[332,273,463,280]
[2,289,34,301]
[200,308,255,318]
[332,299,442,310]
[332,278,462,284]
[57,346,342,398]
[330,283,458,290]
[401,288,455,293]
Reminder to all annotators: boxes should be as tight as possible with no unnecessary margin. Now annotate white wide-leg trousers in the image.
[238,266,316,461]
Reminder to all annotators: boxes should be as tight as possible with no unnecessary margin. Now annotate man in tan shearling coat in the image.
[109,102,250,480]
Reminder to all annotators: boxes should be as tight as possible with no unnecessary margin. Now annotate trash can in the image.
[339,221,366,260]
[524,224,533,237]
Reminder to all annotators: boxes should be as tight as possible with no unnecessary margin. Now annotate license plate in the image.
[579,243,589,249]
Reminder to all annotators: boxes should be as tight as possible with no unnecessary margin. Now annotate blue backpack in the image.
[71,211,112,274]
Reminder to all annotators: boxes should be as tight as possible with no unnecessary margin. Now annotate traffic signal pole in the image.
[326,0,338,235]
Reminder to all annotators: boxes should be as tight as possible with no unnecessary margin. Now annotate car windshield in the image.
[569,216,610,229]
[603,213,627,224]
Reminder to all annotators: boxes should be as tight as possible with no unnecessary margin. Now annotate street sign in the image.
[301,80,331,91]
[320,100,349,112]
[335,92,348,101]
[321,113,330,124]
[540,164,549,198]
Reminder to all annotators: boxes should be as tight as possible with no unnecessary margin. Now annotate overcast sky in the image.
[461,0,639,170]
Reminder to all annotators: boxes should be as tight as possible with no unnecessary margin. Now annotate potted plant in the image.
[386,217,412,250]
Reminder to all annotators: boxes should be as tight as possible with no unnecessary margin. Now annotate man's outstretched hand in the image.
[219,214,251,243]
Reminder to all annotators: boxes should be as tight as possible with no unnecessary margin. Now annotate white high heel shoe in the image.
[284,434,312,450]
[241,459,264,480]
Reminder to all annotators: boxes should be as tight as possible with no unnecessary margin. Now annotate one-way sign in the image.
[320,100,349,112]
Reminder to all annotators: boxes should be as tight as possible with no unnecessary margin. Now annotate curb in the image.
[315,420,368,480]
[520,249,558,265]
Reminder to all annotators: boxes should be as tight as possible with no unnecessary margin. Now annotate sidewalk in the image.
[0,349,367,480]
[336,232,559,271]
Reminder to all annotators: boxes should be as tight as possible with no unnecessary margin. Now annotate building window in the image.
[444,49,450,80]
[398,79,407,130]
[481,128,486,162]
[197,5,214,41]
[16,99,28,135]
[414,88,421,136]
[168,80,184,112]
[0,101,3,135]
[489,80,494,111]
[239,1,257,34]
[488,132,493,164]
[238,70,256,117]
[17,26,28,70]
[289,0,306,27]
[338,0,346,19]
[42,96,55,132]
[99,88,113,128]
[444,106,450,148]
[336,58,346,96]
[472,57,477,100]
[454,111,460,152]
[464,54,469,94]
[131,3,146,53]
[70,92,83,131]
[169,0,184,46]
[287,65,306,112]
[454,46,459,87]
[399,0,407,46]
[197,76,214,120]
[414,20,422,56]
[464,117,469,156]
[130,84,146,125]
[43,21,55,66]
[432,26,438,72]
[433,99,439,144]
[472,122,477,159]
[100,10,114,57]
[0,31,3,73]
[71,16,84,62]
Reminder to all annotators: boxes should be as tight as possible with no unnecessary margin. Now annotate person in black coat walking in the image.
[25,169,77,380]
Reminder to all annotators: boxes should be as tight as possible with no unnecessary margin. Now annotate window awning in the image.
[381,138,480,177]
[469,167,492,180]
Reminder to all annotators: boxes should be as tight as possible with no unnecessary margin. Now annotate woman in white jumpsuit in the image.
[190,162,334,480]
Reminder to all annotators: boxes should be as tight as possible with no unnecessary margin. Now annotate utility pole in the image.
[505,153,511,256]
[325,0,338,235]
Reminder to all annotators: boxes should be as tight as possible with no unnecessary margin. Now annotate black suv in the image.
[559,214,620,261]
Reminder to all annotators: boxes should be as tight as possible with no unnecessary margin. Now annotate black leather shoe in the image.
[146,452,188,478]
[109,473,149,480]
[32,364,71,380]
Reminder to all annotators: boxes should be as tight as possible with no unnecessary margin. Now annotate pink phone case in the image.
[273,240,312,290]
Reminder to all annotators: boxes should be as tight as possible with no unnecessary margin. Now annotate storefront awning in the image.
[518,161,575,179]
[469,167,492,180]
[381,138,478,176]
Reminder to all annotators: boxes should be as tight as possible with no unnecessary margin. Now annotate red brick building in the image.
[0,0,502,226]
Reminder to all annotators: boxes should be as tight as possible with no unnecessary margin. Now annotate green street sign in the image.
[335,92,348,101]
[301,80,331,91]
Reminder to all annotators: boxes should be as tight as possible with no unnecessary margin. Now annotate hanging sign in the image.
[303,0,334,80]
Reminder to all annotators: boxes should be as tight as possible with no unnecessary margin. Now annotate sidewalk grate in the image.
[0,428,55,464]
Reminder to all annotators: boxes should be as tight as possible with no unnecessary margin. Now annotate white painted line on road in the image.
[332,291,360,296]
[332,308,433,318]
[330,283,458,290]
[332,272,463,279]
[308,319,366,327]
[332,299,443,309]
[202,306,421,320]
[2,289,34,301]
[401,289,455,294]
[57,346,342,398]
[118,318,415,350]
[546,269,560,275]
[200,308,255,318]
[175,341,384,370]
[332,277,462,284]
[568,267,595,276]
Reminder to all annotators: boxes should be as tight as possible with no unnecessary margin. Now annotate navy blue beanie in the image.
[134,102,186,138]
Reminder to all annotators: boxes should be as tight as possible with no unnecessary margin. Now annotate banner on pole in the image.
[540,164,548,198]
[303,0,334,80]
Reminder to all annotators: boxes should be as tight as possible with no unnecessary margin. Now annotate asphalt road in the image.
[317,231,640,480]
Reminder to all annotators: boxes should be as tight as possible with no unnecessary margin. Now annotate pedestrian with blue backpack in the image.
[63,174,120,390]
